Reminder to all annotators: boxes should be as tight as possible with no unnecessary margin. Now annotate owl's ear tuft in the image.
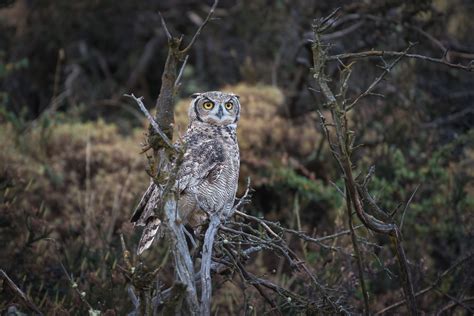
[190,93,202,99]
[231,94,240,99]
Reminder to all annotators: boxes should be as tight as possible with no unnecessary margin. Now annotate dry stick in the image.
[374,252,473,315]
[235,209,364,252]
[223,221,342,311]
[174,55,189,89]
[181,0,219,54]
[327,50,474,72]
[43,238,98,313]
[128,3,219,313]
[200,214,221,316]
[312,15,418,315]
[399,184,420,232]
[153,0,219,141]
[235,209,363,251]
[0,270,43,315]
[434,289,474,314]
[164,198,200,314]
[123,93,175,150]
[346,43,415,110]
[435,297,474,315]
[223,246,282,315]
[157,246,265,306]
[200,177,251,314]
[345,189,370,315]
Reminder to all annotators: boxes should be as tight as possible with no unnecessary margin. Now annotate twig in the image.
[0,270,43,315]
[200,214,221,315]
[159,12,172,41]
[181,0,219,54]
[312,13,418,315]
[375,252,473,315]
[435,290,474,314]
[345,188,369,315]
[347,43,415,110]
[163,199,199,314]
[174,55,189,89]
[124,93,175,150]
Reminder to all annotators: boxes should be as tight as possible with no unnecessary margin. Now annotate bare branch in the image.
[345,189,370,315]
[347,43,415,110]
[400,184,420,232]
[159,12,172,41]
[200,214,221,316]
[181,0,219,54]
[375,252,473,315]
[327,50,474,72]
[0,270,43,315]
[311,12,418,315]
[174,55,189,90]
[124,93,175,150]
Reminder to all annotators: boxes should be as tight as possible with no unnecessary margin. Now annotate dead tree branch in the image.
[124,93,175,150]
[200,214,221,316]
[375,252,473,315]
[311,12,418,315]
[327,50,474,72]
[0,270,43,315]
[127,2,219,315]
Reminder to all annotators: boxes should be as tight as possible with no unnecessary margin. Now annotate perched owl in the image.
[131,91,241,254]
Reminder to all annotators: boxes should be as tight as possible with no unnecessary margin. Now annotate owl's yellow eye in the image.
[202,101,214,110]
[224,102,234,110]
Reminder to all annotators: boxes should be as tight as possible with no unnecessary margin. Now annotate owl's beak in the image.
[216,105,224,119]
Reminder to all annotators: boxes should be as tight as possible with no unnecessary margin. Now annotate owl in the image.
[131,91,241,254]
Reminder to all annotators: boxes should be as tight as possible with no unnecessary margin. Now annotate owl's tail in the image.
[131,182,164,255]
[137,217,162,255]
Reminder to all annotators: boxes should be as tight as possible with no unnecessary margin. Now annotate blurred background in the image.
[1,0,473,314]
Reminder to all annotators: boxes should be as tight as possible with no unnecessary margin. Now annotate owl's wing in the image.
[175,138,225,192]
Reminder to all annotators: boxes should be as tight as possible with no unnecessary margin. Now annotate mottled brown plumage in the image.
[131,91,241,254]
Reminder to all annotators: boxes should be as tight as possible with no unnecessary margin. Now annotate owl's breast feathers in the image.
[131,122,239,230]
[177,124,239,214]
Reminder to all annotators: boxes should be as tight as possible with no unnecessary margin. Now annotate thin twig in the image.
[0,270,43,315]
[375,252,473,315]
[124,93,175,150]
[347,43,415,110]
[327,50,474,72]
[400,184,420,232]
[159,12,172,41]
[181,0,219,54]
[174,55,189,89]
[200,214,221,315]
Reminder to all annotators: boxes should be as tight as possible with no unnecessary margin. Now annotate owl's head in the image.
[189,91,241,126]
